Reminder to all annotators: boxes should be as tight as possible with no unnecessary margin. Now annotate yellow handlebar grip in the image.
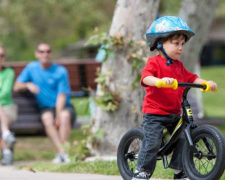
[201,82,211,92]
[155,80,166,88]
[201,82,218,92]
[155,79,178,90]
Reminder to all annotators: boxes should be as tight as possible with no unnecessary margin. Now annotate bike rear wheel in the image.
[117,127,144,180]
[182,125,225,180]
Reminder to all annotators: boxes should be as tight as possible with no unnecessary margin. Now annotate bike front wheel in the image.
[117,127,144,180]
[182,125,225,180]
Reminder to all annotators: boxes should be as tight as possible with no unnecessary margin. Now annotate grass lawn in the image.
[15,66,225,179]
[201,66,225,118]
[71,97,90,116]
[17,125,225,179]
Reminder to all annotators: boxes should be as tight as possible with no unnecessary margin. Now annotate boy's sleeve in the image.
[57,67,71,94]
[182,65,198,83]
[141,58,157,87]
[17,64,31,83]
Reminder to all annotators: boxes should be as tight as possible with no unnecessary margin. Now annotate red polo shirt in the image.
[141,55,198,115]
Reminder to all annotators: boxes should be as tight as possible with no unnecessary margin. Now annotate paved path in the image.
[0,165,123,180]
[0,164,166,180]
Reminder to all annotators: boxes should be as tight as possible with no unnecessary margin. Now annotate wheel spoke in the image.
[126,138,142,173]
[192,135,217,175]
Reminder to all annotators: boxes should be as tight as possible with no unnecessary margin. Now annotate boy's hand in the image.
[155,78,178,90]
[161,77,175,85]
[207,81,217,92]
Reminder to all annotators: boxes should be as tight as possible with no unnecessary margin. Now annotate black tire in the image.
[182,125,225,180]
[117,127,144,180]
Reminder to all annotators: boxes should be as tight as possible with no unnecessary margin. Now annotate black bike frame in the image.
[157,83,207,168]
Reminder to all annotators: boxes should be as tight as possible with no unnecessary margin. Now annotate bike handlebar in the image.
[155,79,216,92]
[155,79,178,90]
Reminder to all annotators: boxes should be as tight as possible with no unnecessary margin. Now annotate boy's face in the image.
[162,35,186,60]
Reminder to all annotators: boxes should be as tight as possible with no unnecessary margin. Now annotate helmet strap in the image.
[157,40,173,66]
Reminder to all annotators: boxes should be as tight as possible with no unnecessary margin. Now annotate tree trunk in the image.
[179,0,219,119]
[91,0,160,156]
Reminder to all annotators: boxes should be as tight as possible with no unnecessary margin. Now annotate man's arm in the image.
[14,62,39,94]
[14,81,39,94]
[14,81,28,92]
[54,66,70,127]
[55,93,66,127]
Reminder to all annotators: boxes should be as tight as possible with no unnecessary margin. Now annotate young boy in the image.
[132,16,217,180]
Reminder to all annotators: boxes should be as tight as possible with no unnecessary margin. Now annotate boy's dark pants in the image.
[136,113,185,174]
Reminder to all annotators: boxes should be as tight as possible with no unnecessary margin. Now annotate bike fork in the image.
[184,124,198,153]
[203,137,214,152]
[162,155,169,169]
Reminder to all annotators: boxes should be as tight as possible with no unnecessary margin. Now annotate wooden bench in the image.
[4,59,101,134]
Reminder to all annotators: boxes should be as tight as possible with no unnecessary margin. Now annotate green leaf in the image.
[132,74,141,90]
[95,129,104,140]
[102,92,113,101]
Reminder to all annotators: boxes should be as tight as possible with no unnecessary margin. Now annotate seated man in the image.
[14,42,76,163]
[0,45,18,165]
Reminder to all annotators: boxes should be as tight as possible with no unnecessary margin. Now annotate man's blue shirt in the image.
[17,61,71,108]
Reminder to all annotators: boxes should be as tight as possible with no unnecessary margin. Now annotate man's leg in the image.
[58,110,71,143]
[57,106,75,163]
[0,105,13,134]
[0,105,17,149]
[41,111,64,153]
[0,138,13,165]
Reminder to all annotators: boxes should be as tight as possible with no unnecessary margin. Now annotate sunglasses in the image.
[0,54,5,58]
[37,50,51,54]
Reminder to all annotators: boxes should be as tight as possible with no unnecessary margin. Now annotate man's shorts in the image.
[40,105,76,126]
[0,104,18,133]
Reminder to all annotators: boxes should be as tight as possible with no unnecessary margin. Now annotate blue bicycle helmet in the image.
[146,16,195,51]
